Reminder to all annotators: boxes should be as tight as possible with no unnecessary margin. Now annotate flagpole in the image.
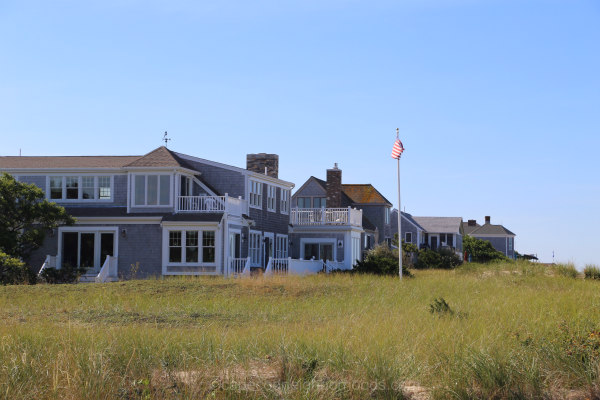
[396,128,403,279]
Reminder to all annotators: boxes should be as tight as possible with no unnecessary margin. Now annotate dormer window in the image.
[134,174,171,206]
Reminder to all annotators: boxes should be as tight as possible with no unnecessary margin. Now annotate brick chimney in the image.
[485,216,491,224]
[326,163,342,208]
[246,153,279,178]
[467,219,477,227]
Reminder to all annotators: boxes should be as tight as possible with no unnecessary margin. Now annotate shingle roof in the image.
[461,222,481,235]
[468,224,515,236]
[402,212,425,231]
[0,146,198,170]
[0,156,140,169]
[412,216,463,234]
[341,184,392,205]
[124,146,190,168]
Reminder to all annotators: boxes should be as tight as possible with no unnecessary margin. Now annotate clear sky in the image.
[1,0,599,266]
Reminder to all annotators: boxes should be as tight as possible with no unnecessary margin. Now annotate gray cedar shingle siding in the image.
[360,204,390,244]
[179,158,246,199]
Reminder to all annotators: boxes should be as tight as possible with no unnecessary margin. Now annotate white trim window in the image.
[280,189,290,214]
[249,231,262,266]
[249,180,263,209]
[48,175,113,201]
[134,174,171,206]
[276,235,288,258]
[267,185,276,212]
[385,207,391,224]
[405,232,413,243]
[508,237,513,252]
[168,229,215,264]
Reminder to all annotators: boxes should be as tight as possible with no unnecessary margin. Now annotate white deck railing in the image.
[95,256,118,283]
[38,255,56,276]
[290,207,362,226]
[229,257,249,275]
[265,258,289,275]
[176,194,246,216]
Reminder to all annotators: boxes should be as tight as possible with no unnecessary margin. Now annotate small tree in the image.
[0,173,75,262]
[0,251,32,285]
[463,235,507,263]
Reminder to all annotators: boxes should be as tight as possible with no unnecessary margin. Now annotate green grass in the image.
[1,261,600,399]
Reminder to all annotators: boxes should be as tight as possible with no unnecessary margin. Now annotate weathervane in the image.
[163,131,171,148]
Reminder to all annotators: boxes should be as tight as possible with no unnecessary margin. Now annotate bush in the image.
[584,265,600,280]
[554,263,579,279]
[354,245,412,277]
[40,263,87,284]
[0,251,32,285]
[415,248,462,270]
[463,235,508,263]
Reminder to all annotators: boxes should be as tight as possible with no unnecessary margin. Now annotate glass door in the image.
[320,244,334,262]
[61,231,115,274]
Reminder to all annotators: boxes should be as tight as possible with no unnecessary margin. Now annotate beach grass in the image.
[1,261,599,399]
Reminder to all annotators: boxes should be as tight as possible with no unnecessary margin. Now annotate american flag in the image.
[391,139,404,159]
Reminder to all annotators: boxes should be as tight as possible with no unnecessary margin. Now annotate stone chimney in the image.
[326,163,342,208]
[485,216,491,224]
[467,219,477,227]
[246,153,279,178]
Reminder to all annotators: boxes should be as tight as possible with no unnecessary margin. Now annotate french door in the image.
[61,231,115,273]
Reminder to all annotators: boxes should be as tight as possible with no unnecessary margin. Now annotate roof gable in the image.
[124,146,189,168]
[469,223,515,236]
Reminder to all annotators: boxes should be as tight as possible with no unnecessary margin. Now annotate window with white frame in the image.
[276,235,288,258]
[508,237,513,252]
[440,233,453,247]
[134,174,170,206]
[280,190,290,214]
[267,185,276,211]
[249,181,262,208]
[249,231,262,265]
[385,207,391,224]
[48,176,113,201]
[405,232,413,243]
[168,230,215,264]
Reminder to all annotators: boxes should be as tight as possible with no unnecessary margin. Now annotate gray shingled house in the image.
[0,147,294,280]
[288,164,393,270]
[391,210,464,256]
[462,216,516,259]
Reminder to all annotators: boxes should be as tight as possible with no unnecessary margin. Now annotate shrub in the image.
[584,265,600,280]
[0,251,32,285]
[554,263,579,279]
[463,235,508,263]
[415,248,462,269]
[40,263,87,284]
[353,245,412,277]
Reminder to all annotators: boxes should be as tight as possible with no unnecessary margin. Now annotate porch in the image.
[176,194,246,217]
[290,207,362,226]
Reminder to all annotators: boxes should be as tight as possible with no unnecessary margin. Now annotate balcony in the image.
[290,207,362,227]
[176,195,246,217]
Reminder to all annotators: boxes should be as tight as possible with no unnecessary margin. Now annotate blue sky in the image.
[1,0,599,266]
